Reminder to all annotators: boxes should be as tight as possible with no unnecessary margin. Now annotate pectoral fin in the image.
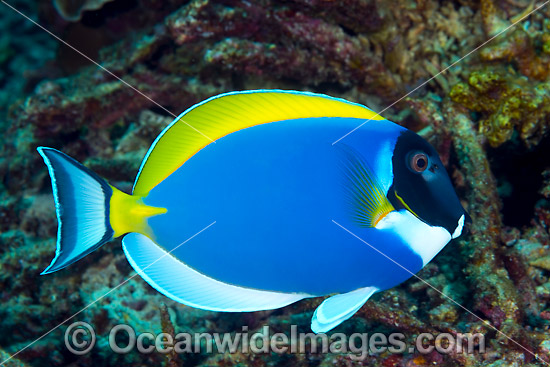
[340,146,394,227]
[311,286,378,333]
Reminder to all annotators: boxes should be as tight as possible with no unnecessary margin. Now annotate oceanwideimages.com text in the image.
[65,322,485,360]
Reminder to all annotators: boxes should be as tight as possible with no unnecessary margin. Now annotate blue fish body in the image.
[37,90,470,332]
[145,117,422,295]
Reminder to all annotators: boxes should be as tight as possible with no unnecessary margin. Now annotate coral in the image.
[480,0,509,37]
[16,0,487,135]
[450,70,550,147]
[480,28,550,81]
[450,1,550,148]
[405,97,549,363]
[444,103,522,327]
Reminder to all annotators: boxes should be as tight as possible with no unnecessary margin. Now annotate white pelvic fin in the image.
[122,233,312,312]
[311,286,378,333]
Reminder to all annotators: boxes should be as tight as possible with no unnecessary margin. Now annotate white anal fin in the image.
[311,286,378,333]
[122,233,312,312]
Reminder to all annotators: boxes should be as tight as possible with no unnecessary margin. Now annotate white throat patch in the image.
[375,210,452,266]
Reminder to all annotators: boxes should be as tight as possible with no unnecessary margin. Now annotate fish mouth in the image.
[451,212,472,239]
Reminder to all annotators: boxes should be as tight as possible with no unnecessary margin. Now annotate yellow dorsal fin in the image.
[132,90,384,195]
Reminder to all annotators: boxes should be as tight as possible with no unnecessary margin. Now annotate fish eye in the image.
[409,152,428,173]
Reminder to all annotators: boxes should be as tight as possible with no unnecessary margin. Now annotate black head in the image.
[388,130,471,237]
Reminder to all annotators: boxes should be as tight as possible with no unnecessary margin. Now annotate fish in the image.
[38,90,470,333]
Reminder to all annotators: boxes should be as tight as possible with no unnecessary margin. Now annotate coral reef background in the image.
[1,0,550,366]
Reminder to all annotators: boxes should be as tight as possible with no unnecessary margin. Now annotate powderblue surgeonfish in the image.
[38,90,470,333]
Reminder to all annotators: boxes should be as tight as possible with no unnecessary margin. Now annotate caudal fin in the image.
[38,147,115,274]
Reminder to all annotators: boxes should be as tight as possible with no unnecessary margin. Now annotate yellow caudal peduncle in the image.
[109,186,167,237]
